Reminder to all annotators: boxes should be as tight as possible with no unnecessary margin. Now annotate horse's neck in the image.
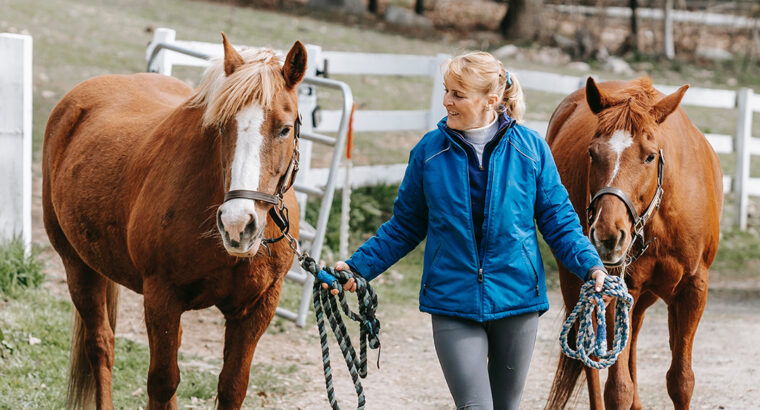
[131,104,224,205]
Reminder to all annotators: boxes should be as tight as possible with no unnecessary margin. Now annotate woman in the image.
[327,51,608,410]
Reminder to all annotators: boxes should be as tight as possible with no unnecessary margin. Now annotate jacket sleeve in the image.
[534,138,604,281]
[345,146,428,281]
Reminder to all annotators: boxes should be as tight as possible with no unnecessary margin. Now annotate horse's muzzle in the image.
[217,208,263,257]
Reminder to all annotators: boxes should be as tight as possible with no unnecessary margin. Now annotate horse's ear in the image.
[221,32,244,76]
[283,41,307,89]
[585,76,611,115]
[652,84,689,124]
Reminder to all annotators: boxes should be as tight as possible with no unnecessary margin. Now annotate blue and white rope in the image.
[303,256,381,410]
[559,275,634,370]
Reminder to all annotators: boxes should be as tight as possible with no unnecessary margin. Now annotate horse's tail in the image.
[545,325,585,410]
[66,281,120,409]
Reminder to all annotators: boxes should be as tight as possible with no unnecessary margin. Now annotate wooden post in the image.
[0,33,33,252]
[735,88,753,230]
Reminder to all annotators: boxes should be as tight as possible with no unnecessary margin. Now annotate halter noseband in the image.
[586,149,664,267]
[219,115,302,251]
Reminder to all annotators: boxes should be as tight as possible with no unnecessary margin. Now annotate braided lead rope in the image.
[559,275,634,370]
[302,256,381,410]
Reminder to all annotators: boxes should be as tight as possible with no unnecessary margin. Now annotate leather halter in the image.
[586,149,665,267]
[219,115,301,249]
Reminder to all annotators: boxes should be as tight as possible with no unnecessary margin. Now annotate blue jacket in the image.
[346,115,604,321]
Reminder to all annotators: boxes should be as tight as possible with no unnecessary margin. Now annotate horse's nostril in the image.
[617,229,627,249]
[243,214,257,237]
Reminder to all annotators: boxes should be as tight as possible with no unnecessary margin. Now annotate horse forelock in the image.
[595,78,659,141]
[189,48,286,128]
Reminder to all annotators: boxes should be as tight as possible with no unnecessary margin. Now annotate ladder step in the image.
[275,307,298,321]
[286,268,308,284]
[301,131,336,146]
[294,184,324,197]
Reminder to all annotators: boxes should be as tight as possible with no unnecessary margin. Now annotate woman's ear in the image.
[487,93,499,107]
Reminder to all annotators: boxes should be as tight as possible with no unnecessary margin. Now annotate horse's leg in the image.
[64,257,117,410]
[143,281,184,410]
[217,289,281,409]
[603,284,644,410]
[628,291,658,410]
[583,367,603,410]
[666,273,708,410]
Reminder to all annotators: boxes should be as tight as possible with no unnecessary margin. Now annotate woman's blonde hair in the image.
[442,51,525,123]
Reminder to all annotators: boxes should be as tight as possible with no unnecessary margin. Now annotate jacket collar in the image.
[437,112,515,147]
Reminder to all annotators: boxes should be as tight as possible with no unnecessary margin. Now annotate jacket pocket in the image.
[521,242,540,297]
[422,244,442,296]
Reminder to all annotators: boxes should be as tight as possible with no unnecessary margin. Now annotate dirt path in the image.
[34,172,760,409]
[42,254,760,409]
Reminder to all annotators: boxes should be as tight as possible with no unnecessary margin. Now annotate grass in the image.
[0,287,301,408]
[0,238,44,297]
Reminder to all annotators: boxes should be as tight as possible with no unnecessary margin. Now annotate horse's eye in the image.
[278,126,291,138]
[645,153,656,163]
[588,148,595,161]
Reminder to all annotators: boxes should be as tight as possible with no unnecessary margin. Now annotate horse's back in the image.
[42,73,194,291]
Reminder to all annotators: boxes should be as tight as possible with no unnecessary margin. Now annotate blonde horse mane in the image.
[189,47,285,127]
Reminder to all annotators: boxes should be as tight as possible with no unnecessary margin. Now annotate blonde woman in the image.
[329,52,608,409]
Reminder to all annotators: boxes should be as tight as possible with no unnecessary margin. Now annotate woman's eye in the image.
[645,153,656,163]
[279,127,291,138]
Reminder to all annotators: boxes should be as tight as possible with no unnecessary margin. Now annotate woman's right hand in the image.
[320,261,358,295]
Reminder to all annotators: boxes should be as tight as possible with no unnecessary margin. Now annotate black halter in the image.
[586,149,665,267]
[219,115,302,250]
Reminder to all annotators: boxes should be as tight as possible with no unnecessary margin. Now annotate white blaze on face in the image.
[219,104,265,242]
[606,130,633,186]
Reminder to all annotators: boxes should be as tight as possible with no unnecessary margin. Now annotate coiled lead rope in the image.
[559,275,634,370]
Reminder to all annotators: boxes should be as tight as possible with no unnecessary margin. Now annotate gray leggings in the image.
[431,312,539,410]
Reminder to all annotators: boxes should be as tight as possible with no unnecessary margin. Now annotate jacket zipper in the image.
[473,119,515,275]
[447,130,483,276]
[443,119,515,318]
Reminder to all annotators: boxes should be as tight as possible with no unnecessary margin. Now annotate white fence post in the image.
[0,33,33,251]
[146,28,176,75]
[735,88,753,230]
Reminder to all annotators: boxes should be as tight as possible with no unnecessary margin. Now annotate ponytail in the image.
[497,68,525,123]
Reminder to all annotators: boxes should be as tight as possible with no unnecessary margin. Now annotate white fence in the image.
[0,33,33,250]
[146,28,759,231]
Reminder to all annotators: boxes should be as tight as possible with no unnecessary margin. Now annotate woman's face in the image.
[443,81,493,131]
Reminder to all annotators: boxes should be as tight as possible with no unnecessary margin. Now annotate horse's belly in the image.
[50,130,144,292]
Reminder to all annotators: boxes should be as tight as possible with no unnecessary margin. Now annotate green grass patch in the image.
[712,228,760,278]
[0,238,44,297]
[0,289,220,408]
[0,288,297,408]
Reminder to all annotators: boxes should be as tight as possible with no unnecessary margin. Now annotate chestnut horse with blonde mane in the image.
[43,34,305,409]
[545,77,722,409]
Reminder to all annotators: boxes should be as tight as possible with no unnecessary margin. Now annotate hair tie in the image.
[505,69,512,87]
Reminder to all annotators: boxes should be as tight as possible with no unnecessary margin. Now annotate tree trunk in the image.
[629,0,640,52]
[499,0,543,41]
[663,0,675,59]
[414,0,424,15]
